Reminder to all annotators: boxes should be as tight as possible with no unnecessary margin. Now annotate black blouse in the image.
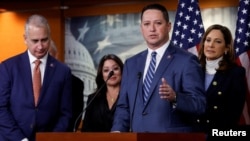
[81,93,117,132]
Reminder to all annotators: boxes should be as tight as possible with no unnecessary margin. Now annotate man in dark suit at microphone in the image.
[111,3,206,133]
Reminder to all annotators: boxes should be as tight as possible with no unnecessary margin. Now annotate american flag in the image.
[171,0,204,56]
[234,0,250,125]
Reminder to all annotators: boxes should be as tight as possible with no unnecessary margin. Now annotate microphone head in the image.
[108,70,114,79]
[137,72,142,78]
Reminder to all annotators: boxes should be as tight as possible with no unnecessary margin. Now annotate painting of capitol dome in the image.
[65,13,148,105]
[64,19,96,106]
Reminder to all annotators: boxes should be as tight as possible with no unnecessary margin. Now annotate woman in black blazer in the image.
[196,24,247,133]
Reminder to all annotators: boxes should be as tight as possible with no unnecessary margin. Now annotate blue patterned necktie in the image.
[143,51,157,103]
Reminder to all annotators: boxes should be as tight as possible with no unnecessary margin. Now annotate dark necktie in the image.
[143,51,157,103]
[33,59,41,106]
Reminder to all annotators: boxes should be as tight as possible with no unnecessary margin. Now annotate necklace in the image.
[107,93,117,103]
[107,93,118,110]
[110,97,115,103]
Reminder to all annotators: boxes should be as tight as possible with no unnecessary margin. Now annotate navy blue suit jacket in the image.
[196,64,246,131]
[0,51,72,141]
[111,44,206,132]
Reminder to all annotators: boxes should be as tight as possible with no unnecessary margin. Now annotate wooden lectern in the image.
[36,132,206,141]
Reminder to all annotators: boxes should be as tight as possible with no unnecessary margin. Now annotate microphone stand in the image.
[130,72,142,132]
[73,70,114,132]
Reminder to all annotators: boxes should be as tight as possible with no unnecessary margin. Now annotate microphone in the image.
[73,70,114,132]
[130,72,142,132]
[107,70,114,79]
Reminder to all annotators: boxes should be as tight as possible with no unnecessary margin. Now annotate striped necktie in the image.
[143,51,157,103]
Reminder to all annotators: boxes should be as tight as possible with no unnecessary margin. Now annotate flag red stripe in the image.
[236,51,250,124]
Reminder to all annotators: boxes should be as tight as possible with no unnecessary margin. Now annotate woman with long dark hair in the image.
[82,54,123,132]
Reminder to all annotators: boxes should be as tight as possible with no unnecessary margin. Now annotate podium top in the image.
[36,132,206,141]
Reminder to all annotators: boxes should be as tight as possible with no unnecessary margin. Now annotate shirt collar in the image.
[147,41,170,57]
[28,50,48,65]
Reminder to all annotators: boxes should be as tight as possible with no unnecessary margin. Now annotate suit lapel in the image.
[20,52,35,105]
[136,51,147,75]
[136,51,147,106]
[144,44,176,106]
[37,55,56,106]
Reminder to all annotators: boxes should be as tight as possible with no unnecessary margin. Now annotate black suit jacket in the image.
[68,74,84,131]
[82,93,116,132]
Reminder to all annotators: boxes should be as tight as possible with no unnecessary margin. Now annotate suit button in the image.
[218,91,222,95]
[30,124,34,129]
[197,119,200,123]
[213,106,218,109]
[142,112,148,115]
[212,81,217,86]
[206,120,209,123]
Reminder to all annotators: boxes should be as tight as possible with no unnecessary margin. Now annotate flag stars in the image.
[240,18,245,24]
[185,15,191,21]
[183,24,188,29]
[244,0,249,5]
[199,24,204,29]
[238,28,243,33]
[234,0,249,64]
[179,12,184,17]
[171,0,204,52]
[190,28,196,34]
[236,38,241,43]
[180,43,183,48]
[77,22,89,41]
[193,19,198,25]
[188,6,193,12]
[188,37,194,43]
[198,32,203,38]
[246,32,250,37]
[173,40,178,45]
[177,21,182,26]
[181,33,185,39]
[235,47,239,53]
[242,8,247,14]
[195,10,200,16]
[175,30,180,36]
[180,2,185,8]
[94,36,112,54]
[243,40,249,46]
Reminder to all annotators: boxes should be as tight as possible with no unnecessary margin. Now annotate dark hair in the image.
[95,54,124,94]
[198,24,236,71]
[141,3,169,22]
